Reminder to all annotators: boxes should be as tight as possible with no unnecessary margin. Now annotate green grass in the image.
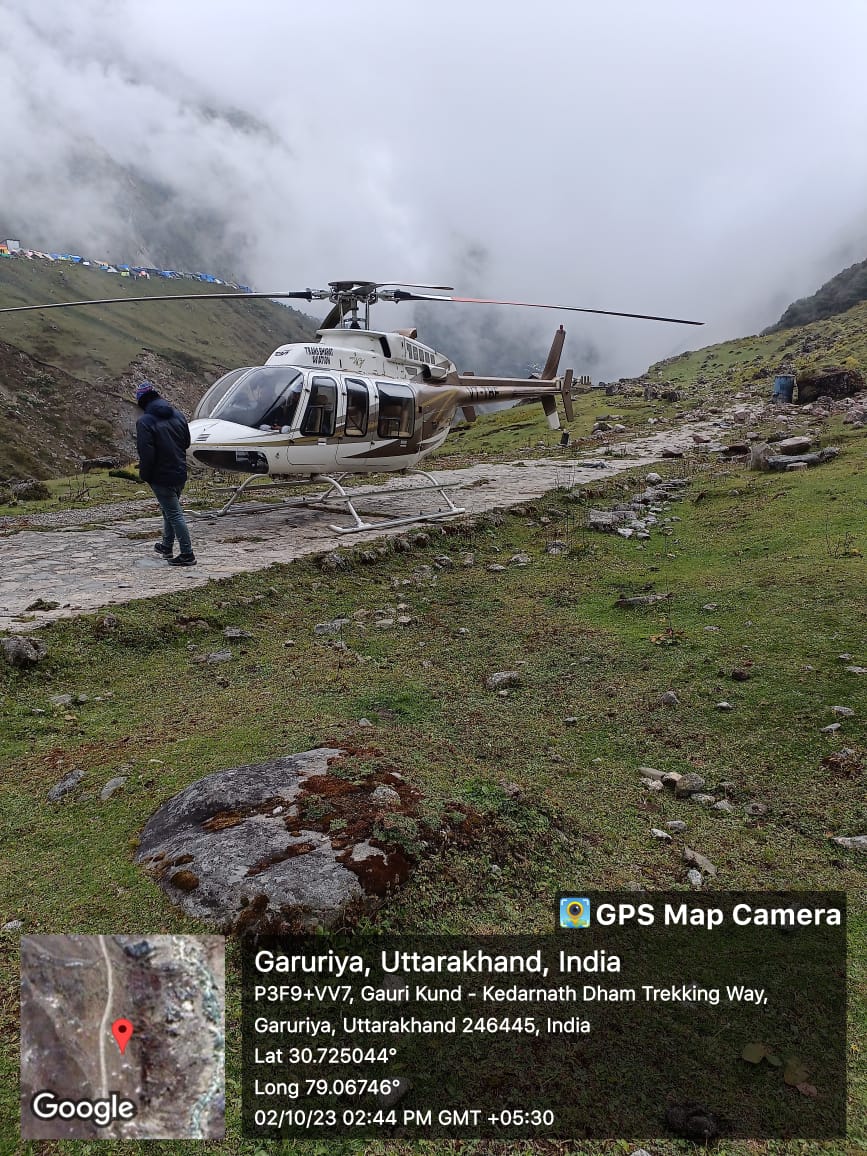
[0,427,865,1155]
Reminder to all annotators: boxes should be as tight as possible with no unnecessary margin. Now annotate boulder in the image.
[1,636,48,669]
[136,749,418,931]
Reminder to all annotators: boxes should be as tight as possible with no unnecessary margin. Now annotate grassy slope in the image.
[645,299,867,399]
[0,419,864,1154]
[0,259,315,380]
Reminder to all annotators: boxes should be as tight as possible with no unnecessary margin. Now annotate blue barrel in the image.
[772,374,795,402]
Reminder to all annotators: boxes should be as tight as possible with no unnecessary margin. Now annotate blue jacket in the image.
[136,397,191,486]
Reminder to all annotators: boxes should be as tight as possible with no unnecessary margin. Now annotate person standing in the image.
[135,381,196,566]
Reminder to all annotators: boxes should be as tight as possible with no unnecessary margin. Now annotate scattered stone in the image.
[665,821,687,833]
[370,785,402,808]
[638,767,666,781]
[100,776,127,802]
[777,435,813,455]
[223,627,252,639]
[713,800,735,813]
[49,694,73,707]
[831,835,867,853]
[314,618,350,635]
[1,919,23,932]
[205,650,233,664]
[821,723,842,734]
[691,794,717,807]
[47,769,85,801]
[645,472,662,484]
[674,773,706,798]
[731,669,751,682]
[487,563,506,572]
[486,671,521,691]
[832,706,855,717]
[509,554,531,566]
[662,772,683,790]
[615,593,672,608]
[702,603,718,611]
[1,636,48,669]
[838,653,853,661]
[745,801,769,817]
[641,778,664,792]
[358,718,373,728]
[433,555,454,568]
[650,828,672,841]
[683,846,717,876]
[716,701,733,711]
[616,527,634,539]
[564,716,579,726]
[687,868,703,889]
[845,666,867,675]
[658,690,680,707]
[546,541,569,555]
[320,552,352,572]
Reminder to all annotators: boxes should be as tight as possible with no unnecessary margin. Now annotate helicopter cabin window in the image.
[208,366,303,430]
[300,376,337,437]
[344,378,369,437]
[375,383,415,439]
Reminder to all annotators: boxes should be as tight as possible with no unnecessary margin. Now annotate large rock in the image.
[1,636,48,669]
[136,749,417,931]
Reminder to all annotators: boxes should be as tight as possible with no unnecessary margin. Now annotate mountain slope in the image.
[645,296,867,400]
[0,259,317,478]
[765,256,867,333]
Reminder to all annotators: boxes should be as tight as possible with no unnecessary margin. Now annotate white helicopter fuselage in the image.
[187,328,461,478]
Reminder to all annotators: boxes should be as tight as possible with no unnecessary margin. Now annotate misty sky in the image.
[2,0,867,379]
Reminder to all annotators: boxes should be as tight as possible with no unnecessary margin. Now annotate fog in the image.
[2,0,867,378]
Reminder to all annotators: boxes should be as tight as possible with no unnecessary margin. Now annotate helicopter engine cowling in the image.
[420,364,449,383]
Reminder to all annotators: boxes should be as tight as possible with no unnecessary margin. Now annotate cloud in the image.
[2,0,867,378]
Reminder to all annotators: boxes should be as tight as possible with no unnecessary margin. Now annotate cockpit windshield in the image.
[209,367,304,430]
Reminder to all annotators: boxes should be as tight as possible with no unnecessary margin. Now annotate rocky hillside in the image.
[765,256,867,332]
[0,259,316,478]
[622,296,867,409]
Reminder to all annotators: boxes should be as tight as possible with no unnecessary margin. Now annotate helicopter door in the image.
[290,374,338,472]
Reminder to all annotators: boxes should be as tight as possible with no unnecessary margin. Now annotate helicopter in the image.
[0,279,702,532]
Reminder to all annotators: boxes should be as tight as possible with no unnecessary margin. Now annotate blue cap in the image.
[135,381,158,405]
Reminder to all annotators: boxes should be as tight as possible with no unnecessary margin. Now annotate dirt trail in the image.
[1,418,734,630]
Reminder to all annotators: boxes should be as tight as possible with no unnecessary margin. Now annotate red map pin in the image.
[111,1018,134,1054]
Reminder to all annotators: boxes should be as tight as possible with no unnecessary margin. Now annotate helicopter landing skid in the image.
[318,470,466,533]
[201,469,465,531]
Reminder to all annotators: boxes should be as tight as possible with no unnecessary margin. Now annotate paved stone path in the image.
[1,420,731,631]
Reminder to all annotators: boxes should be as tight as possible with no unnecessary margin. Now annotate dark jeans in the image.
[150,483,192,556]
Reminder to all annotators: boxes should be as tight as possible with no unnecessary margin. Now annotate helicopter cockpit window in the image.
[208,367,303,430]
[194,366,253,420]
[300,376,337,437]
[375,383,415,439]
[344,378,369,437]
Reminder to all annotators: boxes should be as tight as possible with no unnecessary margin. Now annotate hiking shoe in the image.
[154,542,173,556]
[168,553,197,566]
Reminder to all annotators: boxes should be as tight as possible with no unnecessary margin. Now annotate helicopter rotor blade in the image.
[0,290,329,315]
[389,289,704,326]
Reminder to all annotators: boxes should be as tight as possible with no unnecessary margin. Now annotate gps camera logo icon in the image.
[560,897,591,928]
